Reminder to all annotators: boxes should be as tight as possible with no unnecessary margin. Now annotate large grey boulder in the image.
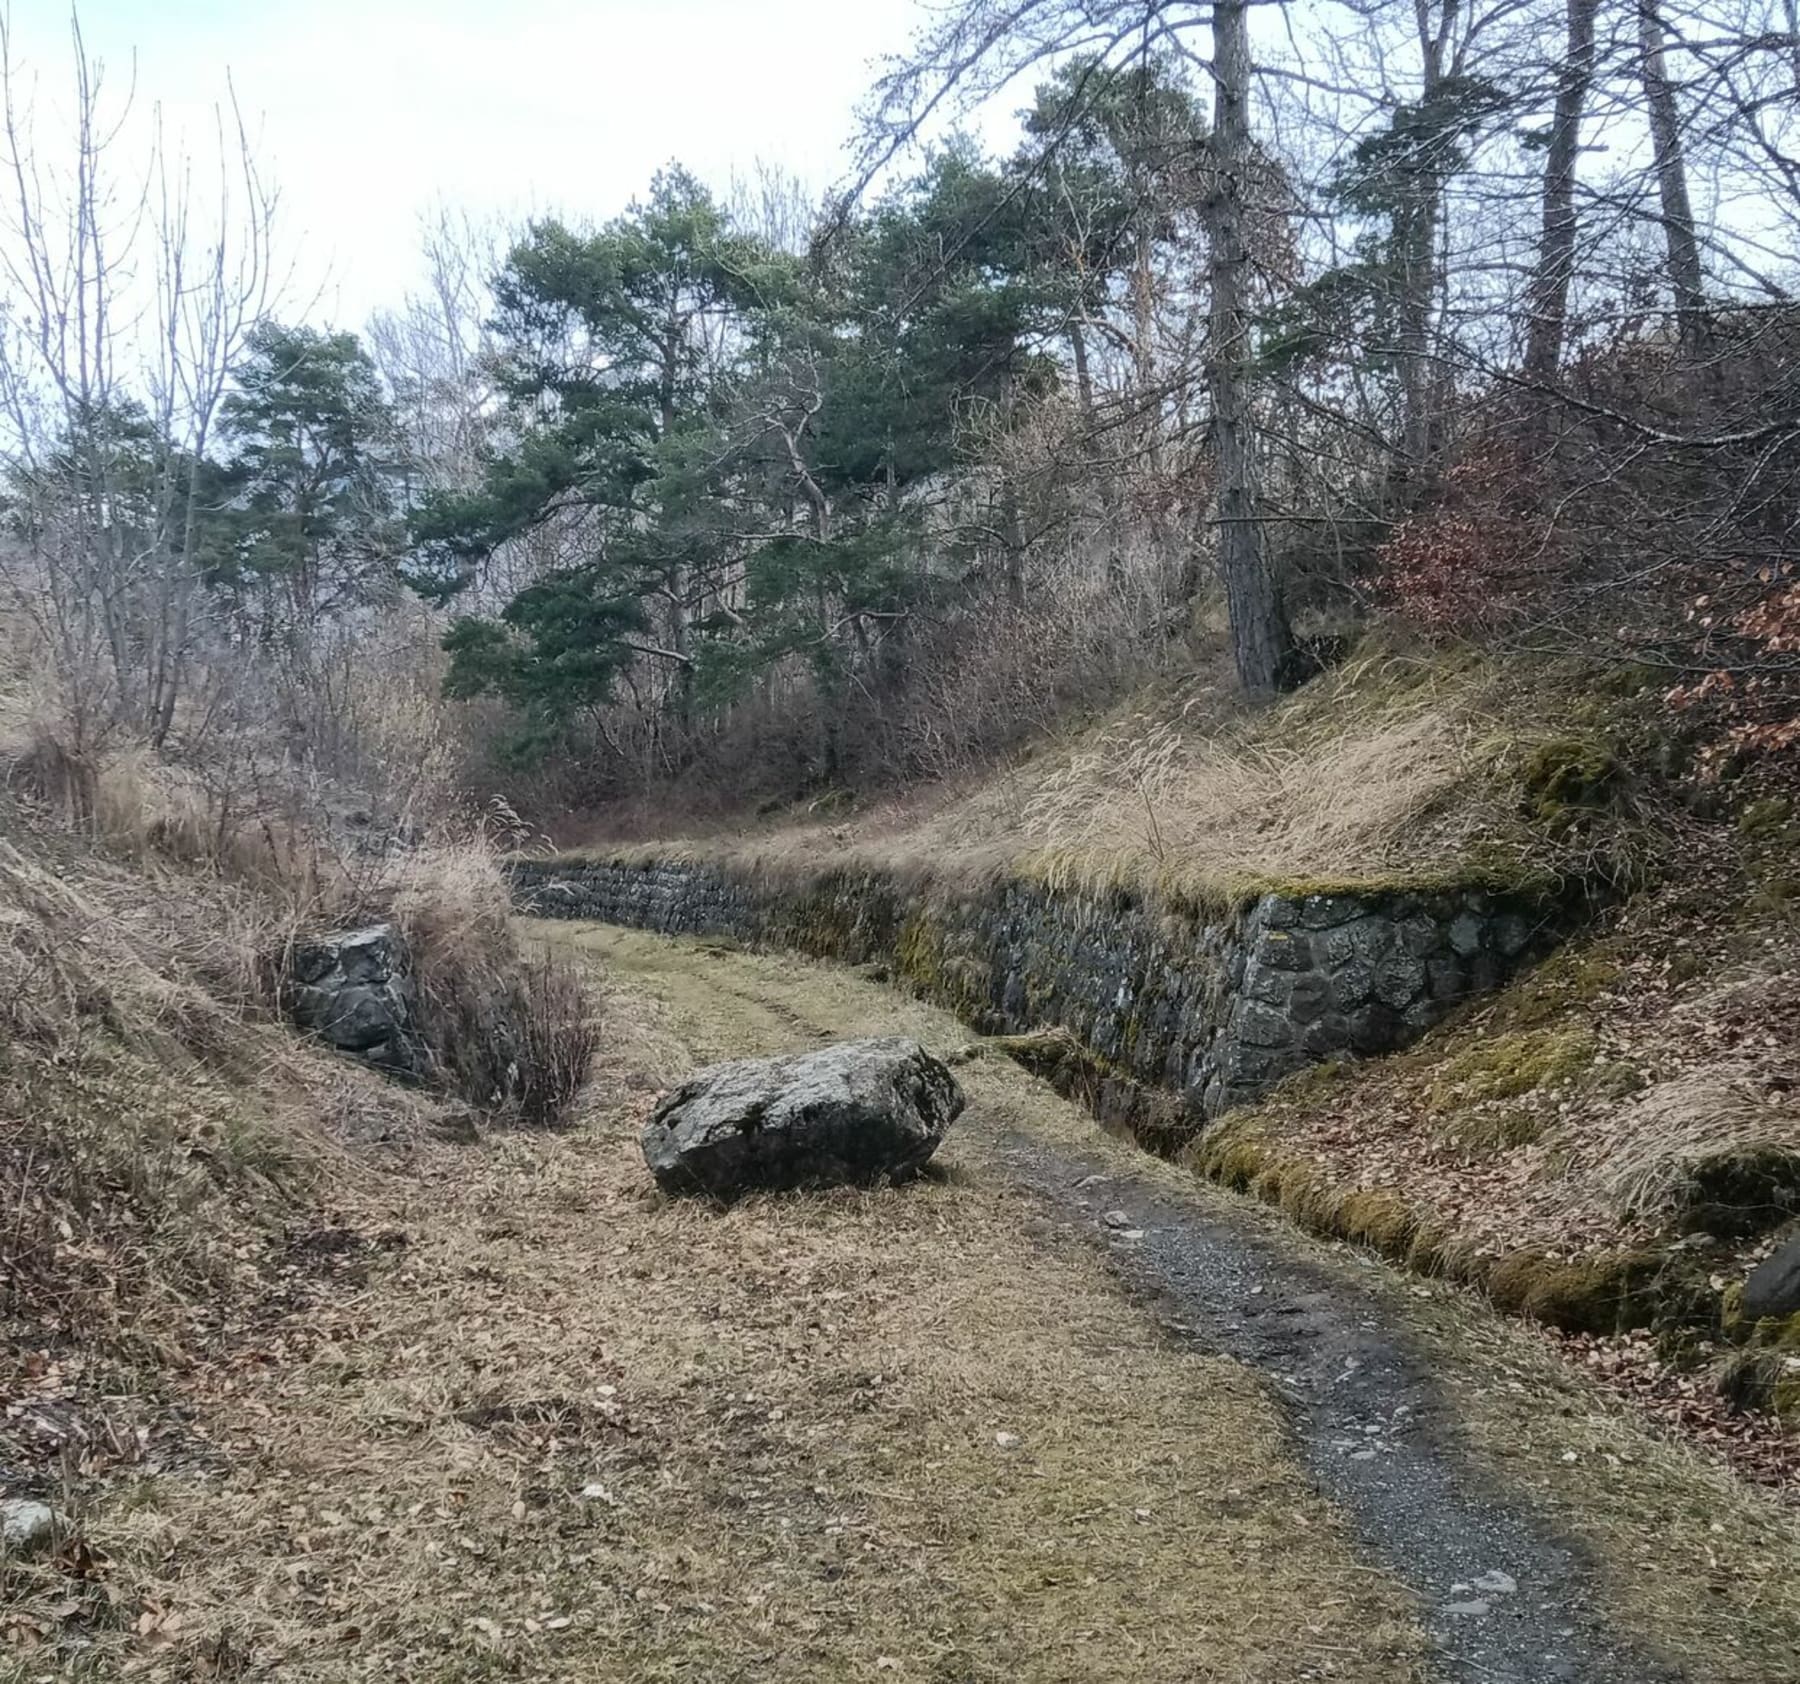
[284,924,425,1077]
[1743,1230,1800,1320]
[642,1037,964,1197]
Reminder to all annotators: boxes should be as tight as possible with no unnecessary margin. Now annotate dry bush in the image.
[1375,314,1800,769]
[884,539,1184,784]
[2,715,599,1130]
[270,597,470,834]
[389,844,597,1127]
[515,946,602,1128]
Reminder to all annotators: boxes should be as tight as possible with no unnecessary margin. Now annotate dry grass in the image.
[9,928,1428,1683]
[0,818,442,1364]
[552,640,1619,902]
[2,725,597,1128]
[580,930,1799,1684]
[590,930,1800,1679]
[11,923,1798,1680]
[1586,1058,1798,1228]
[896,652,1493,888]
[391,847,598,1126]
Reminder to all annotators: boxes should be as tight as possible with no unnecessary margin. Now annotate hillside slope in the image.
[562,642,1649,900]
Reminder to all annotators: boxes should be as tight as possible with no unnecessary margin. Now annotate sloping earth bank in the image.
[13,924,1798,1682]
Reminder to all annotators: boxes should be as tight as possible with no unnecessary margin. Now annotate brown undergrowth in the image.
[0,774,593,1643]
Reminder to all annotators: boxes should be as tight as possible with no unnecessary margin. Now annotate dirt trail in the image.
[990,1137,1654,1684]
[602,932,1653,1683]
[562,924,1800,1684]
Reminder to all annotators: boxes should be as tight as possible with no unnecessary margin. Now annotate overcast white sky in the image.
[6,0,1006,330]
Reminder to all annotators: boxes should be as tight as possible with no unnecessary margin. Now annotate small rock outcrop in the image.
[284,925,425,1078]
[1743,1231,1800,1320]
[642,1037,964,1197]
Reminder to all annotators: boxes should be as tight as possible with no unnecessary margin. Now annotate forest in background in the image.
[0,0,1797,840]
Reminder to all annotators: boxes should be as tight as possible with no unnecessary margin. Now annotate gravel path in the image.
[991,1129,1677,1684]
[555,923,1722,1684]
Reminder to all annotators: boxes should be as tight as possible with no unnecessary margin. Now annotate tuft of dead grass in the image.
[390,846,597,1126]
[1585,1058,1799,1228]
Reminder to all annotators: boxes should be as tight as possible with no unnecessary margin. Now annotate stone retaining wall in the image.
[514,856,1569,1129]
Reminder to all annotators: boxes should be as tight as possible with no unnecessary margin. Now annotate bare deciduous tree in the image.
[0,6,275,751]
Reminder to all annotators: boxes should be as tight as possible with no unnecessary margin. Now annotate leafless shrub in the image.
[389,844,596,1127]
[515,949,600,1129]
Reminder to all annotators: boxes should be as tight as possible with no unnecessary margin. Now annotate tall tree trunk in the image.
[1524,0,1601,380]
[657,310,694,743]
[1397,0,1457,475]
[1637,0,1707,350]
[1131,216,1163,476]
[1069,319,1096,429]
[1204,0,1294,694]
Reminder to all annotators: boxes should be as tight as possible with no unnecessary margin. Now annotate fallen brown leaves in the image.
[1552,1329,1800,1494]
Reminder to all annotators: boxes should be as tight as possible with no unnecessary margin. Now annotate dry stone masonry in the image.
[515,856,1567,1131]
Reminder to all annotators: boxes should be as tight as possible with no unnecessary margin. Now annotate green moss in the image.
[1427,1026,1598,1111]
[984,1027,1100,1086]
[1485,1248,1663,1334]
[1335,1188,1420,1257]
[1488,946,1623,1032]
[894,912,995,1025]
[1737,796,1793,839]
[1742,1310,1800,1353]
[1185,1125,1276,1194]
[1676,1146,1800,1239]
[1186,1114,1695,1336]
[1520,736,1622,830]
[1227,862,1554,906]
[1719,1279,1748,1335]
